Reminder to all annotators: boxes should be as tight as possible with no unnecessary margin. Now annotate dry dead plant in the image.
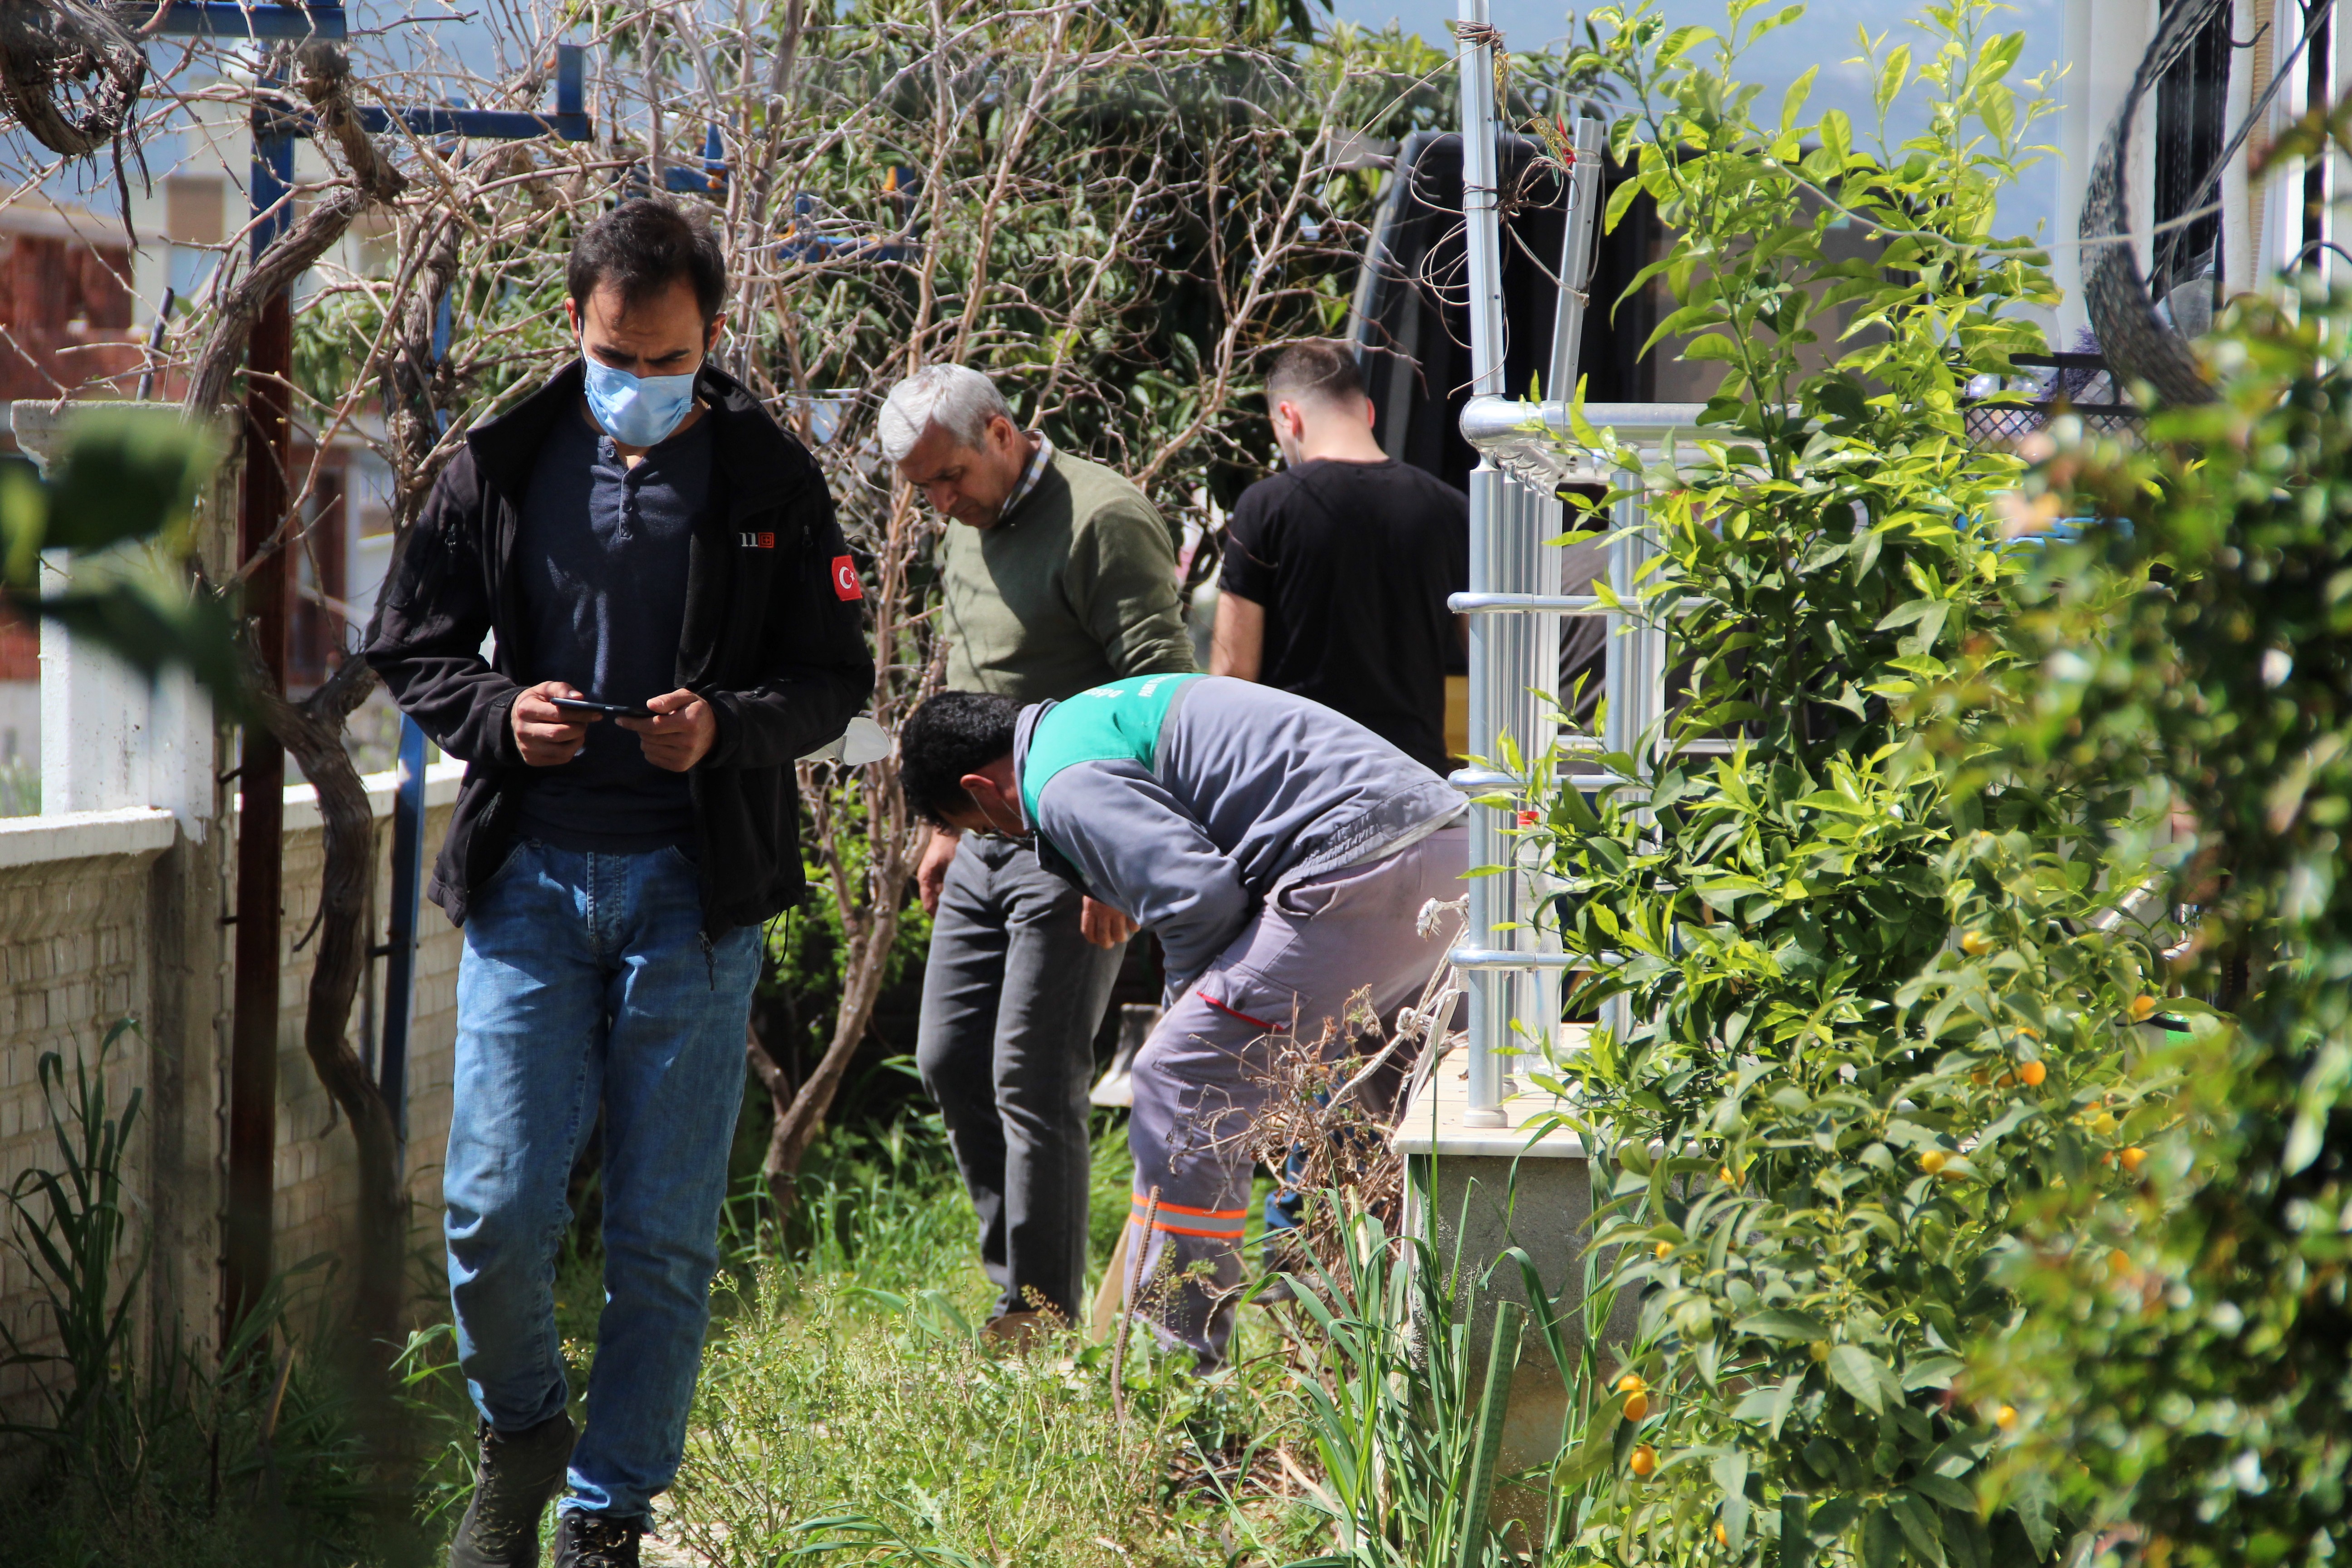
[1189,894,1470,1287]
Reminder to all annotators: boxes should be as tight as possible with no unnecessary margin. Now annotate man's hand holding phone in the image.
[513,681,595,765]
[513,682,714,771]
[617,689,716,772]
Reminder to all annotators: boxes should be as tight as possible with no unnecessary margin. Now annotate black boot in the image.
[448,1412,576,1568]
[551,1511,644,1568]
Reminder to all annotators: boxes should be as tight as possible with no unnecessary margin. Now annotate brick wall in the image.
[0,848,157,1424]
[271,797,463,1295]
[0,772,465,1431]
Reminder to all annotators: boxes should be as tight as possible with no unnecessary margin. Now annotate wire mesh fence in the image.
[1964,351,2142,448]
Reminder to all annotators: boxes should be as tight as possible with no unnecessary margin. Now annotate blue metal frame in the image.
[379,719,429,1152]
[157,2,347,40]
[657,124,729,193]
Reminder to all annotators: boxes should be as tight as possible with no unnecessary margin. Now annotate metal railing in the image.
[1448,395,1703,1122]
[1447,0,1709,1124]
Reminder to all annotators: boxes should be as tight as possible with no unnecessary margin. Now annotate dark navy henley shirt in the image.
[512,406,710,855]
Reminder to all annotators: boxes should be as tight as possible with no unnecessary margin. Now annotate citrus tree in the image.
[1508,3,2169,1562]
[1956,281,2352,1568]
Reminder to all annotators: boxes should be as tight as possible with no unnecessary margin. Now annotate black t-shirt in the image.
[1219,457,1468,774]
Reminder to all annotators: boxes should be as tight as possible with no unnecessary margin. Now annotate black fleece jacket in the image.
[363,361,874,931]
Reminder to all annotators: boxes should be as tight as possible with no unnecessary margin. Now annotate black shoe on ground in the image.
[552,1510,645,1568]
[448,1411,576,1568]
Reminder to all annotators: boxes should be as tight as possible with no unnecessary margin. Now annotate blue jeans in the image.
[445,839,760,1521]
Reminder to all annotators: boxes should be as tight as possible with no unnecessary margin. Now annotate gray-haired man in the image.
[882,364,1195,1342]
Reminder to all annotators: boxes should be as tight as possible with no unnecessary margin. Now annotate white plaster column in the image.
[9,396,237,1363]
[13,401,220,834]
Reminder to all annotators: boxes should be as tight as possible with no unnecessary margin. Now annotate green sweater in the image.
[939,449,1196,702]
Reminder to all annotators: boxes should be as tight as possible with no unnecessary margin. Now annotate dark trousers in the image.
[915,836,1126,1321]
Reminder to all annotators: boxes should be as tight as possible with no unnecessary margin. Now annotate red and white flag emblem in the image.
[831,555,863,601]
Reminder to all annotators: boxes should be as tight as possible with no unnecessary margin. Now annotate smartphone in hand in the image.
[549,696,654,720]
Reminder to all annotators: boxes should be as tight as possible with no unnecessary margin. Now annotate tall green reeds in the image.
[3,1021,467,1566]
[1242,1199,1626,1568]
[1,1019,167,1479]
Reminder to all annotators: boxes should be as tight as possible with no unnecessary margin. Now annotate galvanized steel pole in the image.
[1454,0,1511,1126]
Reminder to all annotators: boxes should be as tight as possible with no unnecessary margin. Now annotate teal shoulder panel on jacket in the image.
[1018,672,1204,828]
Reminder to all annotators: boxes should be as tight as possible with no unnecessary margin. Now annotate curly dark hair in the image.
[568,196,727,323]
[897,691,1021,826]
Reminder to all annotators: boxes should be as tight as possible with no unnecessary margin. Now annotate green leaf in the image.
[1860,1506,1901,1568]
[1826,1343,1886,1413]
[1901,1354,1965,1391]
[0,464,45,586]
[1682,333,1745,363]
[1605,176,1644,235]
[2010,1466,2058,1555]
[1779,64,1819,134]
[1656,24,1718,65]
[1874,598,1942,631]
[1820,108,1852,163]
[1712,1447,1751,1508]
[37,582,248,719]
[42,410,220,555]
[1909,1471,1977,1511]
[1890,1490,1947,1567]
[1553,1401,1622,1489]
[1874,44,1913,113]
[1735,1308,1830,1341]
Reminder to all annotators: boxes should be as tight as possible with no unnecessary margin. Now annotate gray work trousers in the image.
[1124,823,1468,1363]
[916,835,1126,1322]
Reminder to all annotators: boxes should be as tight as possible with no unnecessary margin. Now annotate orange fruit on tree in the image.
[1630,1444,1657,1478]
[1719,1165,1738,1186]
[2121,1146,2148,1174]
[2107,1248,2132,1274]
[2020,1060,2048,1088]
[1920,1150,1949,1175]
[1655,1240,1673,1259]
[2129,994,2157,1021]
[1996,1404,2018,1430]
[1715,1522,1730,1547]
[1960,931,1994,956]
[1617,1372,1647,1394]
[1624,1390,1650,1421]
[2092,1112,2119,1137]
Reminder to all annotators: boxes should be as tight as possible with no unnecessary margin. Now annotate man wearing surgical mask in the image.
[366,197,873,1568]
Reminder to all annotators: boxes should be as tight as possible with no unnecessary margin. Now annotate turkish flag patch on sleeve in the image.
[831,555,864,601]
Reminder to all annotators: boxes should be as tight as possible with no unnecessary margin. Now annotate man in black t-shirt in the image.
[1210,340,1468,775]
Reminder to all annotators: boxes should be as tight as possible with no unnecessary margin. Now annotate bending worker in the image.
[896,674,1466,1362]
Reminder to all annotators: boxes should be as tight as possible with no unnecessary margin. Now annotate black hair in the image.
[1266,338,1367,407]
[897,691,1021,825]
[568,197,727,324]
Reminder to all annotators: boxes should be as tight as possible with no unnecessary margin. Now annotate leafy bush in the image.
[1507,3,2173,1562]
[1956,283,2352,1568]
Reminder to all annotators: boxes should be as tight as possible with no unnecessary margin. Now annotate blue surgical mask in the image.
[581,355,699,447]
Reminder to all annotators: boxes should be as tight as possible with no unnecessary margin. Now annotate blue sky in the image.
[1325,0,2066,240]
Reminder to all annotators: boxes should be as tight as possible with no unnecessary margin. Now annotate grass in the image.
[6,1074,1336,1567]
[662,1112,1317,1566]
